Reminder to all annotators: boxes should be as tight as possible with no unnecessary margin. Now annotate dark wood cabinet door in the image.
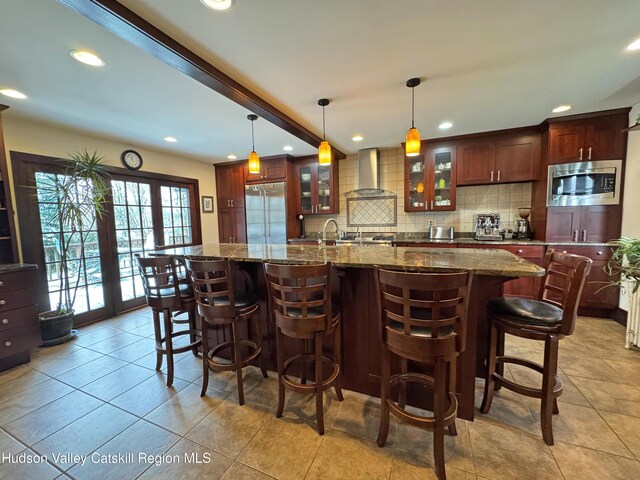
[548,123,587,164]
[229,165,245,209]
[233,208,247,243]
[456,142,494,185]
[586,115,628,161]
[245,157,286,183]
[495,133,540,182]
[215,164,245,209]
[545,207,581,242]
[218,208,235,243]
[579,206,622,243]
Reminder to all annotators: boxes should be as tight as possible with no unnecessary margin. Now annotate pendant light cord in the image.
[251,119,255,150]
[411,86,415,129]
[322,105,326,140]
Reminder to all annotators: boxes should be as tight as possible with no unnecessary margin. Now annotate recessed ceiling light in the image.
[552,105,572,113]
[0,88,27,99]
[164,136,178,143]
[352,135,364,142]
[227,154,237,160]
[200,0,233,11]
[282,145,293,151]
[626,38,640,51]
[438,121,453,130]
[70,50,105,67]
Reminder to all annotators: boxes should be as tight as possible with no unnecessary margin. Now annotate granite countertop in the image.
[157,243,544,278]
[0,263,38,273]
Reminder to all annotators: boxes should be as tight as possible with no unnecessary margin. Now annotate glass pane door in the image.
[433,151,453,208]
[407,156,426,210]
[161,185,193,247]
[36,172,105,315]
[317,165,331,212]
[112,179,154,303]
[298,165,313,214]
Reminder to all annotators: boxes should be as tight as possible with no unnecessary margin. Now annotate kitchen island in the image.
[157,243,544,420]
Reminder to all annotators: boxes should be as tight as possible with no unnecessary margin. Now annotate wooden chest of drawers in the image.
[0,265,38,372]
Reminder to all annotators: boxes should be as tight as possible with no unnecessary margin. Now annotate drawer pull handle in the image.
[4,341,11,347]
[0,300,5,305]
[517,249,523,253]
[0,281,3,286]
[1,319,7,324]
[597,251,603,255]
[562,251,567,254]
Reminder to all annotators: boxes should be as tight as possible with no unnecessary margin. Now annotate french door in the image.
[12,152,201,325]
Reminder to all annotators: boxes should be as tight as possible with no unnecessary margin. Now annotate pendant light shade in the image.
[247,114,260,174]
[405,78,422,157]
[317,98,332,165]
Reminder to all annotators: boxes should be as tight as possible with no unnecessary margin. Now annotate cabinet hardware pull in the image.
[562,250,568,254]
[431,200,434,210]
[497,170,501,182]
[0,281,3,286]
[4,341,11,347]
[588,147,592,160]
[581,230,587,242]
[1,319,7,324]
[227,200,230,207]
[572,230,578,242]
[490,171,494,182]
[0,300,5,305]
[597,251,603,255]
[230,200,234,207]
[579,148,583,160]
[517,249,523,253]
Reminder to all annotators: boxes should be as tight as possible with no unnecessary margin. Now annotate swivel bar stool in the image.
[135,254,201,387]
[375,267,473,480]
[480,249,592,445]
[263,261,344,435]
[186,257,267,405]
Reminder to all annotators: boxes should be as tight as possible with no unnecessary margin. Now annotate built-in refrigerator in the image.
[245,182,287,244]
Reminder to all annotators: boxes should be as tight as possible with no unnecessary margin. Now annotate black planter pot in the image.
[39,310,75,345]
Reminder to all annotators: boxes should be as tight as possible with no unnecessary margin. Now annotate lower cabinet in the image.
[547,245,618,313]
[218,208,246,243]
[0,266,38,372]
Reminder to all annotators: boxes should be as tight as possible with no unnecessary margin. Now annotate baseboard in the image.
[612,308,628,327]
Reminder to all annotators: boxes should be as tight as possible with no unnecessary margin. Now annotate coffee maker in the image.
[515,208,531,239]
[475,213,502,241]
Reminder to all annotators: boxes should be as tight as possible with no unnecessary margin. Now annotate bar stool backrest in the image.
[185,258,236,322]
[135,254,181,309]
[537,249,592,336]
[374,268,473,363]
[264,262,332,339]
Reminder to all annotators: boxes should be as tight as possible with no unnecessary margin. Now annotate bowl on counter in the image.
[302,192,311,197]
[301,173,311,181]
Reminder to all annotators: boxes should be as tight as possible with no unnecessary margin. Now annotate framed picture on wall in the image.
[201,196,214,213]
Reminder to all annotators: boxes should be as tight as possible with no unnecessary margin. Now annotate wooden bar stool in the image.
[263,261,343,435]
[480,249,592,445]
[186,257,267,405]
[135,255,201,387]
[374,267,473,480]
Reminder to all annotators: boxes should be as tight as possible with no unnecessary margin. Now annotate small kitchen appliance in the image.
[515,207,531,239]
[475,213,502,241]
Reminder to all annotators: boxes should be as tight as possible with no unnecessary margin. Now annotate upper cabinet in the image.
[294,155,338,215]
[548,112,628,164]
[245,155,287,183]
[0,106,19,263]
[215,163,245,209]
[456,131,540,186]
[405,144,456,212]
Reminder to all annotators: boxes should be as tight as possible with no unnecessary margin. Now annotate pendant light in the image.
[405,77,422,157]
[317,98,332,165]
[247,114,260,174]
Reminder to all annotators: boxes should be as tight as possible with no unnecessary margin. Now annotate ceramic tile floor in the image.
[1,308,640,479]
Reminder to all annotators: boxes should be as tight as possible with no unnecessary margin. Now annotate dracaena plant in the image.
[605,237,640,294]
[36,149,110,315]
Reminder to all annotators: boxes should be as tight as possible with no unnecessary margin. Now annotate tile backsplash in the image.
[303,147,533,235]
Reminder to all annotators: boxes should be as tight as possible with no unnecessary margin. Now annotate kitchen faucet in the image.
[320,218,339,246]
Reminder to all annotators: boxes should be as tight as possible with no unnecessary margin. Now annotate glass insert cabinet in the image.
[405,144,457,212]
[294,156,338,215]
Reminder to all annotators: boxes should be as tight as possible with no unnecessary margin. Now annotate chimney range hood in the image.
[354,148,380,192]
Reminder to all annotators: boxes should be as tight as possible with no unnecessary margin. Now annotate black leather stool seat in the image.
[157,283,193,299]
[206,291,257,309]
[487,297,562,326]
[285,304,339,319]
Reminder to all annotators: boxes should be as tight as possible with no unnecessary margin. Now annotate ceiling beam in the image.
[57,0,346,159]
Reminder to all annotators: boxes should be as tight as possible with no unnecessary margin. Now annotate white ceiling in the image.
[2,0,640,164]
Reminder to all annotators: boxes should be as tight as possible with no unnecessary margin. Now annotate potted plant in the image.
[605,237,640,293]
[36,149,109,344]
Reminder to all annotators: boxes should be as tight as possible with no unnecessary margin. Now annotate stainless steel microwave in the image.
[547,159,622,207]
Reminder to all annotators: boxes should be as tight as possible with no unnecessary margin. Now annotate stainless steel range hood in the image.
[355,148,380,191]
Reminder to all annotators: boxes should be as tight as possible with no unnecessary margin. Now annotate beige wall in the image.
[619,104,640,311]
[304,147,533,235]
[2,115,218,260]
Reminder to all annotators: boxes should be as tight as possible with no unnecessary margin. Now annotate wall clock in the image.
[121,150,143,170]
